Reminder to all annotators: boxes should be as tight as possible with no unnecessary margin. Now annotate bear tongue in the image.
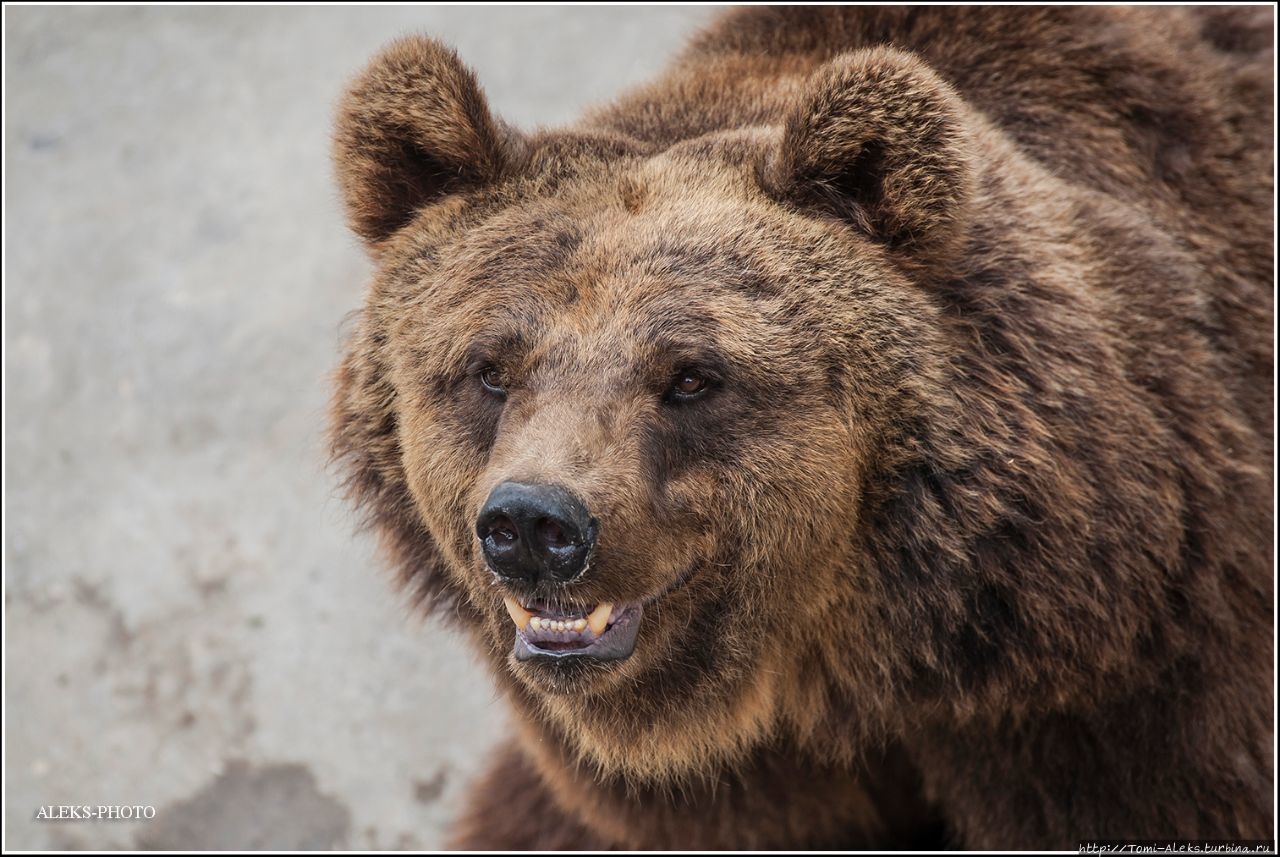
[502,597,613,635]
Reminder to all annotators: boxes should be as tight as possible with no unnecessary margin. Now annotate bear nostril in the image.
[536,518,569,549]
[488,515,518,544]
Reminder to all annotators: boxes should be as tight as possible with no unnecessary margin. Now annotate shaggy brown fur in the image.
[330,7,1274,849]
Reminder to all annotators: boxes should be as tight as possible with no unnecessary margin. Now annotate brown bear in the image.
[329,6,1274,850]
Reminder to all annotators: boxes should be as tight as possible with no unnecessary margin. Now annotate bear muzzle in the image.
[479,482,648,662]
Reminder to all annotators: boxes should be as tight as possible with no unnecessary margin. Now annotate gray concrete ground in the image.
[4,6,716,850]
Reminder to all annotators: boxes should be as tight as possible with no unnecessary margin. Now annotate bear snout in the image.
[476,481,598,586]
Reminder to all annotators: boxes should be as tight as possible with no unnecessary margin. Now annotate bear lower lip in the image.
[512,603,643,662]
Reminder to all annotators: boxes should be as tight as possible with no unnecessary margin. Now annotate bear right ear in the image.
[764,47,975,275]
[333,37,522,249]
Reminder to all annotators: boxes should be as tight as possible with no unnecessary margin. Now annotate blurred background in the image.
[4,6,715,849]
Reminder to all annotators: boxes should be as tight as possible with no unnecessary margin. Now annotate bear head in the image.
[330,36,1023,782]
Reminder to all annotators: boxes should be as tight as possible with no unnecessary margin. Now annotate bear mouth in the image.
[503,598,643,661]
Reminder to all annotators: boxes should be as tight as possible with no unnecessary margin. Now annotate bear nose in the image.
[476,482,597,586]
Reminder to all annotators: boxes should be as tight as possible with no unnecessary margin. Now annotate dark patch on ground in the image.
[134,760,350,850]
[71,578,133,651]
[28,132,61,151]
[413,767,449,804]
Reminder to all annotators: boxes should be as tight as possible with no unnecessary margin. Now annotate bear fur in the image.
[330,6,1274,849]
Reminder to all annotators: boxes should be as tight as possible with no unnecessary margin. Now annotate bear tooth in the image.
[503,597,532,631]
[573,618,587,633]
[587,602,614,635]
[530,617,543,631]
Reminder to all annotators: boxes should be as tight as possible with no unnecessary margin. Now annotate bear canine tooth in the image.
[587,602,614,635]
[503,597,532,631]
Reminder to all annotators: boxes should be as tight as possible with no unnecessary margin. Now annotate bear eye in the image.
[667,370,709,403]
[479,366,507,397]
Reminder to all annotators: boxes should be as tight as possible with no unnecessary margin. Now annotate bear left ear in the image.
[333,36,524,250]
[764,47,975,274]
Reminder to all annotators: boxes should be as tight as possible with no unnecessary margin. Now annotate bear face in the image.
[390,174,874,777]
[332,38,986,780]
